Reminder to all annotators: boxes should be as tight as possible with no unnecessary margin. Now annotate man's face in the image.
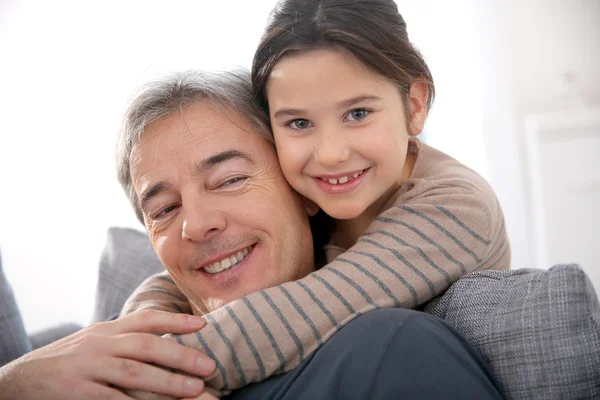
[130,101,315,314]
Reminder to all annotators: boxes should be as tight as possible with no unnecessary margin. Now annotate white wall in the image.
[473,0,600,268]
[0,0,280,332]
[1,0,596,333]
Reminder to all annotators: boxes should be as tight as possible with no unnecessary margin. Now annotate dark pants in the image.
[224,309,504,400]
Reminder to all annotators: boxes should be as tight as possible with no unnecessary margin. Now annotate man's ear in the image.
[407,80,429,136]
[303,197,320,216]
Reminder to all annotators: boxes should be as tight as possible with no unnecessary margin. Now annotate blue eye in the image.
[346,109,369,121]
[288,119,312,130]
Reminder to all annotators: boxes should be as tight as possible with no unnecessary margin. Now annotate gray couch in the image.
[1,227,599,399]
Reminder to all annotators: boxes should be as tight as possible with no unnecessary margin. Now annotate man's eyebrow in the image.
[197,150,254,172]
[140,181,170,211]
[272,95,381,119]
[138,150,253,211]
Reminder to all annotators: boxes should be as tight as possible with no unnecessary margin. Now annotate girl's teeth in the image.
[321,170,364,185]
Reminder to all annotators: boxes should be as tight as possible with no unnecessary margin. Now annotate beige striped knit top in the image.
[122,139,510,397]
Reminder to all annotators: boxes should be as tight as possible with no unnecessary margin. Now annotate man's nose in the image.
[181,198,227,242]
[313,130,350,167]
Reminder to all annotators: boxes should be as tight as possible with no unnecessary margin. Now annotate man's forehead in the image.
[142,108,235,144]
[138,103,258,153]
[130,103,273,177]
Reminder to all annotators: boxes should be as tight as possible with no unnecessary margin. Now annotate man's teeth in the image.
[323,170,364,185]
[204,246,251,275]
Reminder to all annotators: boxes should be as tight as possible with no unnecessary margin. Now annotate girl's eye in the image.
[288,119,312,130]
[345,108,369,121]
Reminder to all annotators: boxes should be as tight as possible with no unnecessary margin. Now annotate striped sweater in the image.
[122,139,510,397]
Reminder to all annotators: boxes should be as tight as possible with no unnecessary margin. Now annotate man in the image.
[0,70,504,400]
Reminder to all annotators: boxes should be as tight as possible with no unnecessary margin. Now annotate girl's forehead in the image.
[266,48,395,108]
[271,48,375,78]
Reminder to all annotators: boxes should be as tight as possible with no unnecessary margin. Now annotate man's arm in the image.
[125,182,509,398]
[0,310,215,400]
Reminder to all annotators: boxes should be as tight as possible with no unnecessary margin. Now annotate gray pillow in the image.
[0,250,32,366]
[424,264,600,399]
[92,227,164,322]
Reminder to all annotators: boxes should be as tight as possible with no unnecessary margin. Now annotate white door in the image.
[525,107,600,294]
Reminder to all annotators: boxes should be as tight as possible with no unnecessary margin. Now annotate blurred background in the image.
[1,0,598,333]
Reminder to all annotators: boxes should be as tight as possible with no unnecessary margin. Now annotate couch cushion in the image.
[93,227,164,322]
[424,264,600,399]
[0,250,32,366]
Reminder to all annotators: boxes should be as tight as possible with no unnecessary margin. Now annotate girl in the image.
[122,0,510,396]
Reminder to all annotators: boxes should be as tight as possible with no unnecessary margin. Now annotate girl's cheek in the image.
[278,144,301,168]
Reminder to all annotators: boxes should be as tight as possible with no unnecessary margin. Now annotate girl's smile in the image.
[266,48,428,220]
[312,167,371,195]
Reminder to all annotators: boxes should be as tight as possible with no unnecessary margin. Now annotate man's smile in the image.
[203,245,255,274]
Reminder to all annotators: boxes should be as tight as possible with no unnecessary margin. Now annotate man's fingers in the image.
[181,393,219,400]
[108,310,206,335]
[96,356,205,399]
[113,333,216,377]
[83,383,134,400]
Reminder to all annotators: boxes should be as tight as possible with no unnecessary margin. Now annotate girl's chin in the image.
[320,203,367,220]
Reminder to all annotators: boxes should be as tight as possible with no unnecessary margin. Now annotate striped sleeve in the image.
[154,183,510,397]
[120,271,191,317]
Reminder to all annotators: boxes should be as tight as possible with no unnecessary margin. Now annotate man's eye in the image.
[345,108,369,121]
[288,119,312,130]
[151,204,179,220]
[221,176,247,187]
[162,205,178,214]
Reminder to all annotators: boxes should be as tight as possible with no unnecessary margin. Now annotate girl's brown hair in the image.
[252,0,435,120]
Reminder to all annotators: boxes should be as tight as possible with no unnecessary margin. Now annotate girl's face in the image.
[266,48,427,220]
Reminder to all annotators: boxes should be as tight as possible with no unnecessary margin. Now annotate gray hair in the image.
[116,69,272,223]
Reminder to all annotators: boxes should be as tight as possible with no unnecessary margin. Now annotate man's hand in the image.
[0,310,216,400]
[182,393,220,400]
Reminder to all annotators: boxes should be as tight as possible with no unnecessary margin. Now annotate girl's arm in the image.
[123,181,509,397]
[121,271,192,316]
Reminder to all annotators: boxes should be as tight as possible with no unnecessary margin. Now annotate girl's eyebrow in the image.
[337,95,381,109]
[272,95,381,120]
